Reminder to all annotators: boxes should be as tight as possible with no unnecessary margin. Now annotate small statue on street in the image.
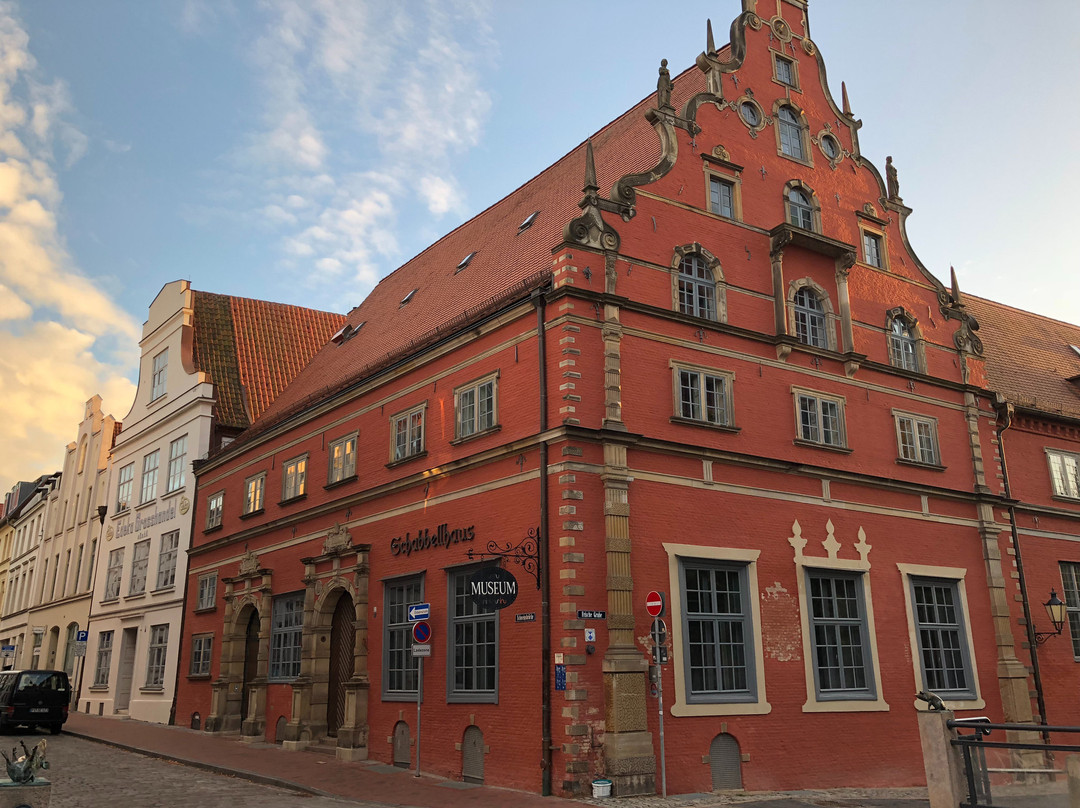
[1,739,49,783]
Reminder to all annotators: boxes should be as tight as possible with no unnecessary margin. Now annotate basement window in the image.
[517,211,540,234]
[400,289,418,307]
[455,252,477,273]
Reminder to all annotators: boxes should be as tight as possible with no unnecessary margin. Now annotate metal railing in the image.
[948,718,1080,808]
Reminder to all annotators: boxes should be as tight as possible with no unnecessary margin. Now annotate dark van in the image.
[0,671,70,734]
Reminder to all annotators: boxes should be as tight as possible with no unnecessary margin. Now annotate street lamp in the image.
[1034,588,1067,645]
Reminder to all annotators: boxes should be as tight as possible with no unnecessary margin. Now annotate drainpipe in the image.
[994,400,1050,742]
[534,289,552,796]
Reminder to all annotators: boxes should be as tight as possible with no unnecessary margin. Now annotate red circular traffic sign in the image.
[412,620,431,643]
[645,591,664,618]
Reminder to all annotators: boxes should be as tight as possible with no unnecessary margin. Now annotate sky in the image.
[0,0,1078,496]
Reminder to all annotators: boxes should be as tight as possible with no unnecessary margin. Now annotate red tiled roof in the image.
[251,64,708,434]
[191,291,347,429]
[966,296,1080,419]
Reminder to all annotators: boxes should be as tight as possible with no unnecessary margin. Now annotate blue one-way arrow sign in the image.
[408,603,430,621]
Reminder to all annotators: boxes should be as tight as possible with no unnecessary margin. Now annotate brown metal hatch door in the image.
[709,732,742,790]
[392,721,410,767]
[326,594,355,737]
[462,725,484,784]
[241,611,259,721]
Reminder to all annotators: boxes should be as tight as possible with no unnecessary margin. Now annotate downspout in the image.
[534,289,552,796]
[994,400,1050,741]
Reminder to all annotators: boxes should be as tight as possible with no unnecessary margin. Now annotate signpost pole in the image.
[415,656,423,778]
[656,628,667,799]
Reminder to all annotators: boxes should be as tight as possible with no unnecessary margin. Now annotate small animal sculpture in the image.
[916,690,947,711]
[1,739,48,783]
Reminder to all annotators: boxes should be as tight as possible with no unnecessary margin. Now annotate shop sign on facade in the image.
[468,566,518,610]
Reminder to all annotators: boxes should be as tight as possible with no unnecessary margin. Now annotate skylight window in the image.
[400,289,418,307]
[1071,345,1080,359]
[455,252,477,273]
[518,211,540,234]
[330,324,352,345]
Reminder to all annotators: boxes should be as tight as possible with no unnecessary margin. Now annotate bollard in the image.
[918,709,966,808]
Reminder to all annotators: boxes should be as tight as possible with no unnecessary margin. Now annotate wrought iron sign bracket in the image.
[466,526,541,590]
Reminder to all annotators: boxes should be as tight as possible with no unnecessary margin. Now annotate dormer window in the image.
[455,252,476,273]
[400,289,418,307]
[517,212,539,234]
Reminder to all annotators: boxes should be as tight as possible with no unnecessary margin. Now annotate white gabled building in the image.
[83,280,343,723]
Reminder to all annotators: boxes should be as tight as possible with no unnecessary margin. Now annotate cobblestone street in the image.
[15,731,369,808]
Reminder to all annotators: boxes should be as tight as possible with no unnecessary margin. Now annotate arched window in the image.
[778,107,806,160]
[678,254,717,320]
[793,287,827,348]
[788,188,814,230]
[888,316,920,372]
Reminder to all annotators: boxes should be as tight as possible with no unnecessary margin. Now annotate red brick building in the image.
[175,0,1056,796]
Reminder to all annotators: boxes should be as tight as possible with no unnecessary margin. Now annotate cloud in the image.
[0,3,139,494]
[228,0,494,305]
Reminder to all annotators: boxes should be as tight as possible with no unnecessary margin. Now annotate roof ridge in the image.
[192,287,342,317]
[968,294,1080,331]
[373,60,704,290]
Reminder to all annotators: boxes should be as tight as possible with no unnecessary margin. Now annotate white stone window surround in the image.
[897,562,985,712]
[664,543,770,717]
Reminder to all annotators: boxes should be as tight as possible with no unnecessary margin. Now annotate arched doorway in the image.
[462,725,484,783]
[326,593,355,737]
[241,610,260,721]
[709,732,743,790]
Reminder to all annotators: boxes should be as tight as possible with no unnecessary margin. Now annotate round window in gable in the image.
[820,134,840,160]
[739,101,761,128]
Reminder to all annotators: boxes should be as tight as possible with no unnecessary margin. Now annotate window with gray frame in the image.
[1048,450,1080,499]
[93,630,113,686]
[678,254,717,320]
[863,232,883,268]
[190,635,213,676]
[797,392,845,448]
[328,434,357,484]
[140,450,159,504]
[775,56,795,86]
[281,455,307,500]
[448,568,497,701]
[116,464,134,512]
[392,407,425,462]
[244,473,266,514]
[910,577,975,699]
[457,378,496,439]
[793,287,826,347]
[145,624,169,687]
[166,435,187,493]
[677,368,731,426]
[889,319,919,372]
[778,107,805,160]
[896,413,939,465]
[151,349,168,400]
[680,559,756,702]
[269,592,304,680]
[205,491,223,529]
[1059,562,1080,659]
[196,573,217,610]
[156,531,179,589]
[709,177,734,218]
[787,188,814,230]
[806,570,875,698]
[384,576,422,697]
[129,540,150,595]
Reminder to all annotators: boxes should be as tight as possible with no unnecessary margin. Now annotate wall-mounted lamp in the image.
[1034,588,1067,645]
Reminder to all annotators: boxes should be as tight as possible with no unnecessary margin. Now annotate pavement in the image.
[60,711,947,808]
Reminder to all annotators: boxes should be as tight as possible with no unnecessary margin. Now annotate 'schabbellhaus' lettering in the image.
[389,523,475,557]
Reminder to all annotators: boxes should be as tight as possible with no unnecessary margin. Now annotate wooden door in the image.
[326,594,354,736]
[241,611,259,721]
[114,628,137,711]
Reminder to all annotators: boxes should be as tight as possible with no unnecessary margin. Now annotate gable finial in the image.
[950,266,965,308]
[583,140,598,194]
[706,19,716,56]
[656,59,673,111]
[841,81,852,117]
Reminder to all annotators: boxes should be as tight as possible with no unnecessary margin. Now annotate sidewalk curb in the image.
[62,727,379,804]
